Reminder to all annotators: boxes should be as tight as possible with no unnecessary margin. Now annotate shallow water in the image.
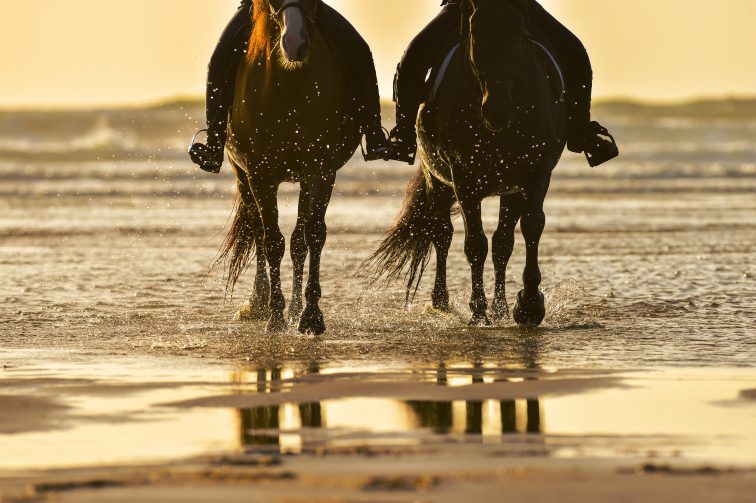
[0,100,755,471]
[1,185,753,369]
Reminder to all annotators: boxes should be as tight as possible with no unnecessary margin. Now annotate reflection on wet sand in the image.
[236,358,546,454]
[1,347,755,471]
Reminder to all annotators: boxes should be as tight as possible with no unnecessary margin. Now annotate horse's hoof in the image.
[490,299,510,321]
[266,313,287,333]
[432,299,451,313]
[468,314,492,327]
[235,297,270,322]
[513,290,545,328]
[288,303,303,326]
[298,304,326,335]
[432,291,450,312]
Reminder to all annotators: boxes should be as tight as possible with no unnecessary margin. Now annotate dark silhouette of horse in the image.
[217,0,363,334]
[367,0,567,327]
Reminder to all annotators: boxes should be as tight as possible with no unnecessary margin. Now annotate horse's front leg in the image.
[513,182,550,328]
[237,244,271,321]
[289,185,310,325]
[458,197,491,326]
[251,181,287,333]
[491,194,524,321]
[297,171,336,335]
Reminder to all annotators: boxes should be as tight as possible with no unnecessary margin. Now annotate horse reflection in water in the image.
[406,361,543,437]
[236,359,545,452]
[238,364,323,450]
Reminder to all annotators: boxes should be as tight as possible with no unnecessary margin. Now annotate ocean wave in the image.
[1,97,756,165]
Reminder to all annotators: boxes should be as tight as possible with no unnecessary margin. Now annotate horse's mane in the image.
[247,0,273,63]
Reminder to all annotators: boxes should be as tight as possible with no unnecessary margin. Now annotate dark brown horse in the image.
[367,0,567,327]
[218,0,362,334]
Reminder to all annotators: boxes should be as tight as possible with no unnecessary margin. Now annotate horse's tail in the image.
[211,181,259,297]
[363,167,439,303]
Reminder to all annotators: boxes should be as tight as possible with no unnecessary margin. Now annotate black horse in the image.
[218,0,365,334]
[367,0,567,328]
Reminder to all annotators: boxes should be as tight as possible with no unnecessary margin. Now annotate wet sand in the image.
[1,349,755,501]
[2,452,755,503]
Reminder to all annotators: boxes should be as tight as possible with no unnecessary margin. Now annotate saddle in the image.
[427,36,565,105]
[421,34,462,105]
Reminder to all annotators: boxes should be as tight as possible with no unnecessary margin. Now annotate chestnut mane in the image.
[247,0,273,63]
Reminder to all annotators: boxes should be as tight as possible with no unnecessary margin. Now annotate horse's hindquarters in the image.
[418,46,567,196]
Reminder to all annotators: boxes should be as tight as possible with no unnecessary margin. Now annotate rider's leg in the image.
[528,1,618,166]
[189,2,252,173]
[388,1,461,164]
[320,4,388,160]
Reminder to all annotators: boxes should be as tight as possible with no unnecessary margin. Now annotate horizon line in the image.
[2,93,756,113]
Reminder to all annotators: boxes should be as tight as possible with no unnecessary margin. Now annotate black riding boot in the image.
[189,2,251,174]
[385,2,461,165]
[189,126,226,174]
[581,121,619,167]
[363,122,390,161]
[316,4,388,162]
[527,1,618,166]
[387,106,418,165]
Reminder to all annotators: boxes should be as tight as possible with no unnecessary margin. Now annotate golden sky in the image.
[0,0,754,108]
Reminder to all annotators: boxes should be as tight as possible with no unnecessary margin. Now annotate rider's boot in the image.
[567,116,619,167]
[386,119,418,165]
[582,121,619,167]
[384,94,419,164]
[362,121,390,161]
[189,126,226,174]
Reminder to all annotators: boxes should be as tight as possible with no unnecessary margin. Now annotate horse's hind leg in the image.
[230,165,269,322]
[250,181,287,333]
[289,184,310,325]
[513,183,550,328]
[298,170,337,335]
[238,211,271,322]
[250,236,270,318]
[491,194,524,321]
[430,181,456,312]
[458,197,491,327]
